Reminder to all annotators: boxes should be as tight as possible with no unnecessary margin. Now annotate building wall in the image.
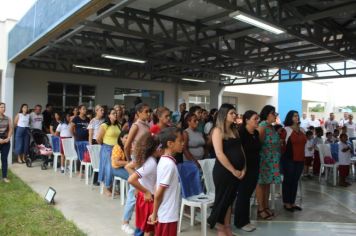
[14,69,178,116]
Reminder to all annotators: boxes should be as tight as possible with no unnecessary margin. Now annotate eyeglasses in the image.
[270,112,279,116]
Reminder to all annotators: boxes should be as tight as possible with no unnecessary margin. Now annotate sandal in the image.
[265,208,275,216]
[257,209,273,220]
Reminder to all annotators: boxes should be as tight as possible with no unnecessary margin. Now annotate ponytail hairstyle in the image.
[134,133,160,167]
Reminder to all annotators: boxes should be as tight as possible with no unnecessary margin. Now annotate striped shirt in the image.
[0,115,9,138]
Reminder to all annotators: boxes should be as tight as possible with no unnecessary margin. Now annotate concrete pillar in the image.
[278,70,302,123]
[1,62,15,164]
[209,83,224,109]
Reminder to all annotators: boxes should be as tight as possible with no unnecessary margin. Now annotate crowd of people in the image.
[0,98,355,236]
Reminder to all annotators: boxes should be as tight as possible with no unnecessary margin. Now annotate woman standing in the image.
[97,108,121,196]
[14,104,30,163]
[50,112,61,135]
[183,113,206,165]
[234,110,261,232]
[115,104,128,132]
[208,103,246,236]
[282,110,306,211]
[149,106,171,135]
[0,103,13,183]
[122,103,150,234]
[70,107,79,122]
[88,105,105,145]
[256,105,281,220]
[71,105,90,142]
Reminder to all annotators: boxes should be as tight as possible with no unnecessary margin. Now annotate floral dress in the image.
[258,121,281,184]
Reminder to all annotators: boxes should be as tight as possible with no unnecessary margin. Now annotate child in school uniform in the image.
[313,127,324,175]
[324,132,333,144]
[304,131,314,178]
[148,127,184,236]
[127,133,160,236]
[55,113,73,174]
[338,133,352,187]
[333,129,340,143]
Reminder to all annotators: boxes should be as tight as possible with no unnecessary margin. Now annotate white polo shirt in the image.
[304,139,314,157]
[338,142,351,165]
[56,123,73,138]
[309,119,320,128]
[344,122,356,138]
[156,155,180,223]
[136,156,157,195]
[300,118,310,130]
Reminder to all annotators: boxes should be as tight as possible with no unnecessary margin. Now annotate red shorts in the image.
[135,191,154,233]
[339,165,350,178]
[60,137,71,154]
[155,222,177,236]
[305,156,313,166]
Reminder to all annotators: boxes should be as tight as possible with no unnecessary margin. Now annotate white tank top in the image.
[17,113,30,128]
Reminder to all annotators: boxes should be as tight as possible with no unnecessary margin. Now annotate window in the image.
[114,88,163,109]
[47,82,96,112]
[188,95,210,110]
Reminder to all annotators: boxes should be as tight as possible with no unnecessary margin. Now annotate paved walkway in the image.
[10,163,356,236]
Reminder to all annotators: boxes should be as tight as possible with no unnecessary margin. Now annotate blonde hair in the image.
[215,103,237,139]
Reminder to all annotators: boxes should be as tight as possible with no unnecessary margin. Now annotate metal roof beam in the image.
[154,0,187,13]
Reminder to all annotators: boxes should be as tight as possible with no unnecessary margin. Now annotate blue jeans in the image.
[123,184,136,222]
[98,144,113,188]
[14,127,30,155]
[112,167,129,180]
[0,142,10,178]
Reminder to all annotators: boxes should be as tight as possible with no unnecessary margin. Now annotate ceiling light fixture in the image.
[73,64,112,71]
[101,54,147,64]
[229,10,285,35]
[221,73,244,78]
[182,78,207,83]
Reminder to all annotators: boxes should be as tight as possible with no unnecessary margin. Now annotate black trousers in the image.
[234,170,258,228]
[282,159,304,204]
[0,142,10,178]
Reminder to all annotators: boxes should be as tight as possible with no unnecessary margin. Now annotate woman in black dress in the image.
[234,110,261,232]
[208,104,246,236]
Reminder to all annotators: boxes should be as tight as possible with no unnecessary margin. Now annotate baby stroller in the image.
[26,129,53,170]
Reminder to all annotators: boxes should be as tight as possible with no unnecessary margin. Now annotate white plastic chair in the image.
[62,138,78,178]
[86,145,101,189]
[198,159,215,197]
[178,162,214,236]
[112,176,129,205]
[317,144,339,186]
[47,134,61,172]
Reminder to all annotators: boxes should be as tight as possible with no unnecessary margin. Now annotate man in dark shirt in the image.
[42,104,53,133]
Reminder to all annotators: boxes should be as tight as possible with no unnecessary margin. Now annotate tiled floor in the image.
[9,163,356,236]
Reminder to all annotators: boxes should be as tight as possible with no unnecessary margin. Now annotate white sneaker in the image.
[121,224,134,235]
[241,224,256,232]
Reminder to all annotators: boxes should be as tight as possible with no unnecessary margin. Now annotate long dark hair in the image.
[259,105,275,122]
[207,108,218,123]
[118,130,129,150]
[19,104,28,114]
[242,110,258,125]
[284,110,299,127]
[104,108,119,126]
[60,112,70,125]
